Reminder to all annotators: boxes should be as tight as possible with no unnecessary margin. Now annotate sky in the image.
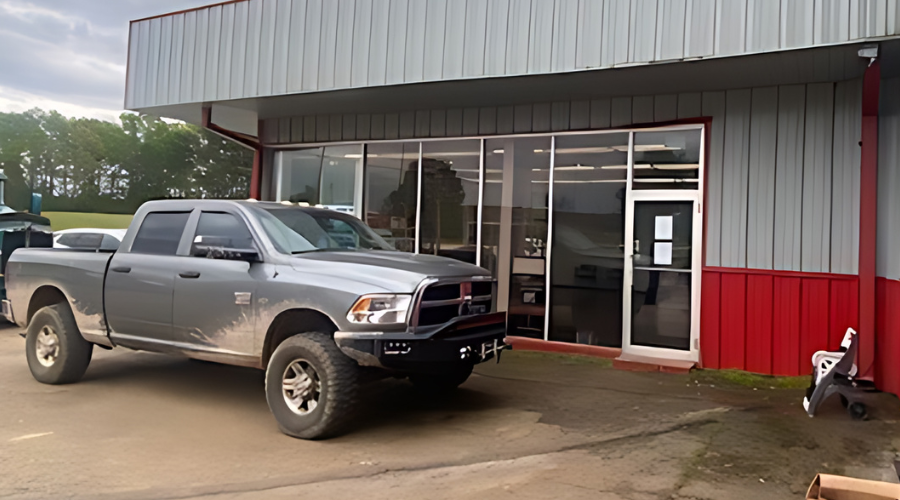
[0,0,212,122]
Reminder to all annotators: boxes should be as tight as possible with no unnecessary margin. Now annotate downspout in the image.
[201,107,263,200]
[858,47,880,380]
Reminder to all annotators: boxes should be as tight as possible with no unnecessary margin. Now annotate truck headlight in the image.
[347,294,412,324]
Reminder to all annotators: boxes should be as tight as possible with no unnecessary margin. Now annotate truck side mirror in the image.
[192,235,260,263]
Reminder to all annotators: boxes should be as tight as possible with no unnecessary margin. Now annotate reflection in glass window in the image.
[278,146,360,210]
[549,132,630,347]
[419,140,481,263]
[632,129,702,189]
[364,143,419,252]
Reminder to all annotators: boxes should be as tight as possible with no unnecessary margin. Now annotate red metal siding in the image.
[876,278,900,396]
[701,268,859,376]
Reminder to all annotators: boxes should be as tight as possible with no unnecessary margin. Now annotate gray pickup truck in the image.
[3,200,507,439]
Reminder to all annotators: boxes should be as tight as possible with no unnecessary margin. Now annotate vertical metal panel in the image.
[243,0,262,97]
[570,100,590,129]
[133,21,151,107]
[312,115,326,141]
[368,0,390,85]
[654,94,678,122]
[291,117,304,142]
[815,0,851,44]
[356,113,371,139]
[446,109,463,136]
[630,0,658,63]
[746,0,780,52]
[720,89,751,268]
[258,0,278,95]
[715,0,746,56]
[632,95,654,123]
[287,0,308,93]
[215,4,233,100]
[415,110,430,137]
[463,107,480,135]
[528,0,554,73]
[384,113,400,139]
[350,0,371,87]
[479,107,497,134]
[602,0,631,66]
[484,0,510,75]
[168,14,185,104]
[513,104,532,133]
[125,23,140,108]
[889,0,900,34]
[229,2,248,99]
[443,0,466,79]
[158,15,174,106]
[464,0,489,77]
[386,0,409,85]
[551,101,570,131]
[684,0,715,57]
[782,0,815,48]
[334,0,355,88]
[877,77,900,279]
[405,0,428,82]
[192,11,209,102]
[147,18,161,106]
[576,0,604,68]
[303,115,317,142]
[280,117,293,143]
[851,0,888,38]
[497,105,515,134]
[342,113,357,140]
[774,85,806,272]
[677,92,702,118]
[204,6,221,99]
[532,103,551,132]
[399,111,416,138]
[801,83,835,273]
[747,87,778,270]
[430,109,446,136]
[179,13,196,104]
[656,0,686,61]
[703,91,727,267]
[506,0,531,74]
[302,0,323,91]
[317,0,340,90]
[272,0,293,94]
[590,98,612,128]
[329,115,342,141]
[551,0,578,71]
[423,0,447,80]
[831,78,862,275]
[261,118,279,143]
[611,97,632,126]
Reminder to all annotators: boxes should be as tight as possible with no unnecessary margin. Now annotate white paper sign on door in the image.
[655,215,673,240]
[654,242,673,265]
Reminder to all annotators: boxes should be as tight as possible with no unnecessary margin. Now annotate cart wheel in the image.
[839,395,849,408]
[847,402,868,421]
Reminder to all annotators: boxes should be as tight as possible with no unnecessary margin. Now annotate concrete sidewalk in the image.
[1,323,898,499]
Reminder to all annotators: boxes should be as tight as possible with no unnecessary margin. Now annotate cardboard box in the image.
[806,474,900,500]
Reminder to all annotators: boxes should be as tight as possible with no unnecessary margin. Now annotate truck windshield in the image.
[250,206,395,254]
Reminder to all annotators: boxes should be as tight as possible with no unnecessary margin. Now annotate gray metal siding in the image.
[877,76,900,280]
[127,0,900,109]
[261,80,863,274]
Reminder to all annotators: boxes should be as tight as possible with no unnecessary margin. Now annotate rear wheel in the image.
[409,365,474,393]
[25,304,93,384]
[264,333,361,439]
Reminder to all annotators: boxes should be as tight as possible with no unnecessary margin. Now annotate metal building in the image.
[125,0,900,394]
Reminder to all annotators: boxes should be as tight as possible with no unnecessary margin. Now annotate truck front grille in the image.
[416,280,493,327]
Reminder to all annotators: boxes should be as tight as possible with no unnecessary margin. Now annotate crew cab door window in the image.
[192,212,255,251]
[131,212,191,255]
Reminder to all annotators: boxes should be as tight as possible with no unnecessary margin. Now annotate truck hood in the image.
[289,250,489,292]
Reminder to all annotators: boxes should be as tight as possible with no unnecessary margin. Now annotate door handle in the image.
[111,266,131,273]
[179,271,201,279]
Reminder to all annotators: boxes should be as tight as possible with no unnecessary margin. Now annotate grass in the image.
[691,369,810,389]
[42,212,133,231]
[509,350,615,368]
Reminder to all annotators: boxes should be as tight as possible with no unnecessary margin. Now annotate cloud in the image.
[0,0,211,121]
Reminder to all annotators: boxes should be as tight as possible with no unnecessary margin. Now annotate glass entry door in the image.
[623,194,701,361]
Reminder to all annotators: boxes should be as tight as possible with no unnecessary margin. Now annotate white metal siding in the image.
[126,0,900,109]
[877,76,900,280]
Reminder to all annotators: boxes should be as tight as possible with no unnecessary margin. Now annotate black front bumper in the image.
[334,312,508,372]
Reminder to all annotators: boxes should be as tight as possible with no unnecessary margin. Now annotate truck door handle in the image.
[179,271,201,279]
[111,266,131,273]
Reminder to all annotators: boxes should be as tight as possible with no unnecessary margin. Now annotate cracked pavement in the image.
[1,324,899,499]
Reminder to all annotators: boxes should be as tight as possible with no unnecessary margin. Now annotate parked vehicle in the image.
[4,200,507,439]
[54,228,127,251]
[0,173,52,307]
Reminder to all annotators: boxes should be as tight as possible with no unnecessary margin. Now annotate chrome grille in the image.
[415,279,493,327]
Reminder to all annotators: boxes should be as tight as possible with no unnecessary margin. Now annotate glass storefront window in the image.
[418,140,481,263]
[632,129,702,189]
[364,143,419,252]
[549,132,630,347]
[278,146,360,211]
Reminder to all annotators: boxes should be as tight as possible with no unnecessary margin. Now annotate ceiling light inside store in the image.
[492,149,504,154]
[343,153,364,158]
[531,179,626,184]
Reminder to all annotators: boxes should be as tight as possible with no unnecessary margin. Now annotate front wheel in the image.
[264,333,361,439]
[25,304,93,384]
[409,365,474,393]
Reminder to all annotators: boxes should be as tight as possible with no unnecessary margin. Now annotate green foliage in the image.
[0,109,253,214]
[42,212,133,231]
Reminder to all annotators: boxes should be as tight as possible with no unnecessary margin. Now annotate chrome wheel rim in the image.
[282,359,320,415]
[36,326,60,367]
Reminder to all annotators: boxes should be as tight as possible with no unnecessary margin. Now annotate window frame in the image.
[186,210,260,258]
